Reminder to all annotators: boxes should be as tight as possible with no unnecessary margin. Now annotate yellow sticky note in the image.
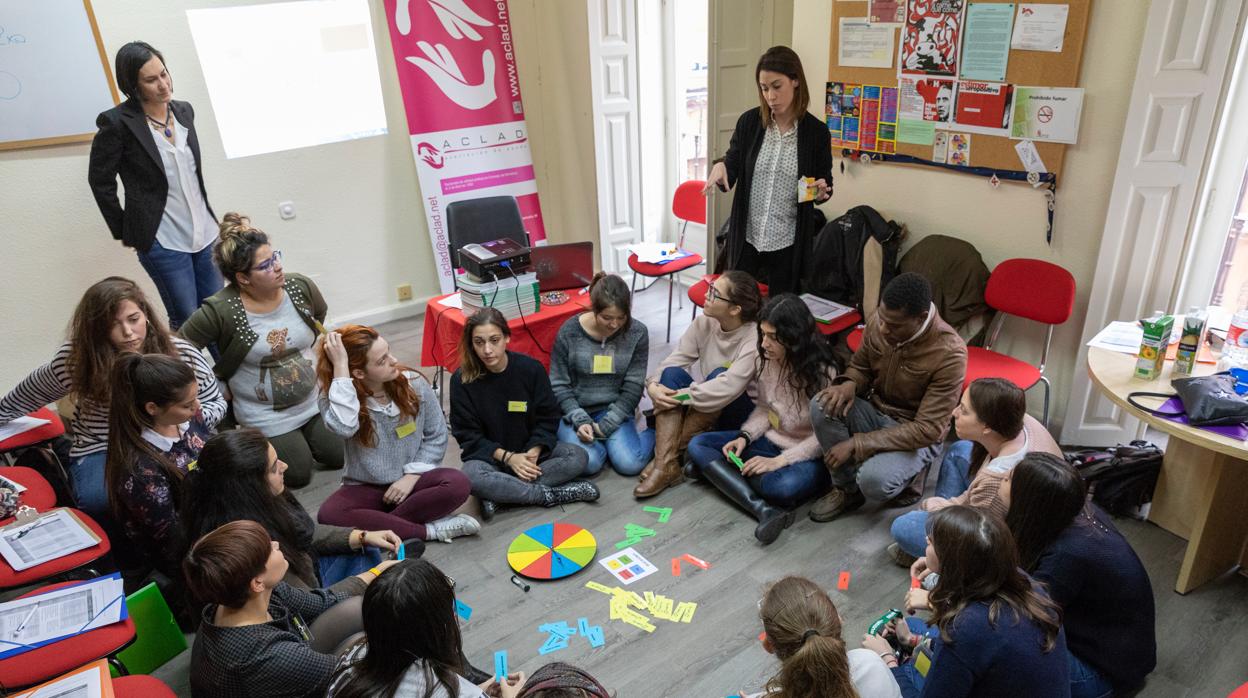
[592,355,614,374]
[915,649,932,677]
[620,611,657,633]
[585,581,614,594]
[395,421,417,439]
[643,591,656,607]
[507,401,527,412]
[768,410,781,431]
[678,602,697,623]
[186,460,197,471]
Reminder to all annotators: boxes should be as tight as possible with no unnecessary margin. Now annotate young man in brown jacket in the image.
[808,273,967,521]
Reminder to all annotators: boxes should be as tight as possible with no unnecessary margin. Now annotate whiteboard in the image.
[0,0,119,150]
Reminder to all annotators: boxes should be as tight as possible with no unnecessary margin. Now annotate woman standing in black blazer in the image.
[706,46,832,296]
[89,41,221,330]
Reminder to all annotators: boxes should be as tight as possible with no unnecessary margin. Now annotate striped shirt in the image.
[0,338,226,458]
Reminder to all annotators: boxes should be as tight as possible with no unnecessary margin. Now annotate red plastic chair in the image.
[629,180,707,341]
[0,507,111,590]
[0,466,57,510]
[114,674,178,697]
[0,580,136,689]
[967,258,1076,425]
[846,326,864,353]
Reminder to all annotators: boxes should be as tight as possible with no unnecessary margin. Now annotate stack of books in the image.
[457,271,541,320]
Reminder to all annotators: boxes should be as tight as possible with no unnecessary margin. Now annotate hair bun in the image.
[218,212,254,240]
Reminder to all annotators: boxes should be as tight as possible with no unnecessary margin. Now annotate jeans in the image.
[462,442,589,505]
[317,469,472,541]
[68,451,110,519]
[658,366,754,431]
[1069,649,1114,698]
[317,547,383,589]
[935,440,974,498]
[135,239,223,330]
[557,410,655,476]
[810,396,943,502]
[267,414,346,489]
[686,431,830,509]
[891,440,975,557]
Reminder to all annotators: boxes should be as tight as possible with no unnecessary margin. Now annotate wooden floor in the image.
[153,284,1248,697]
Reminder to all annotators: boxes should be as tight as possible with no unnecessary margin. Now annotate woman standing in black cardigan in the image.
[88,41,221,329]
[706,46,832,296]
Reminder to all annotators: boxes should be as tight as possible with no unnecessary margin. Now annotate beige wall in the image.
[0,0,597,391]
[793,0,1148,432]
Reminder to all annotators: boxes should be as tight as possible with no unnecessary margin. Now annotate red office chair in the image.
[114,674,178,697]
[967,258,1076,425]
[0,466,57,510]
[0,507,111,590]
[846,326,864,353]
[0,580,136,689]
[629,180,707,341]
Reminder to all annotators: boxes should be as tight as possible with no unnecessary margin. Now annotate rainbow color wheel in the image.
[507,523,597,580]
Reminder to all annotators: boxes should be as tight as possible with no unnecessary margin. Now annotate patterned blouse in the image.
[745,121,800,252]
[114,414,213,577]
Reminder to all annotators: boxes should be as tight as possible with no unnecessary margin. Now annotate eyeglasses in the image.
[253,250,283,273]
[706,285,735,305]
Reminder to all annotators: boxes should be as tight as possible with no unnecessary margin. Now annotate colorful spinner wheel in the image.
[507,523,597,580]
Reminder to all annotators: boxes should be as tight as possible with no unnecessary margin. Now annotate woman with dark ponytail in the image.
[549,272,653,476]
[106,352,213,584]
[328,558,524,698]
[748,576,899,698]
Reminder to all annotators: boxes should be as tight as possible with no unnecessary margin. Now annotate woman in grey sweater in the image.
[316,325,478,543]
[549,273,653,476]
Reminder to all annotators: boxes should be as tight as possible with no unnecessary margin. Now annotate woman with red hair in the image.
[316,325,477,543]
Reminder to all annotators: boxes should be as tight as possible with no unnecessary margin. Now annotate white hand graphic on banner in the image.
[406,41,497,109]
[395,0,412,35]
[429,0,493,41]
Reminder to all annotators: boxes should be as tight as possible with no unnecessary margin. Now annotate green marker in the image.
[673,392,691,402]
[727,451,744,469]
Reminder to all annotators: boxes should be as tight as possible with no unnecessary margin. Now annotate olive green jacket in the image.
[179,273,327,383]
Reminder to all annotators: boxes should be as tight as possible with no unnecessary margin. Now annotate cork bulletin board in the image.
[828,0,1091,178]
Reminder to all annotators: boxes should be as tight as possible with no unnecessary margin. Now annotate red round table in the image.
[420,293,590,371]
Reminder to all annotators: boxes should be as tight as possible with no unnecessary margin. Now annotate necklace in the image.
[146,105,172,138]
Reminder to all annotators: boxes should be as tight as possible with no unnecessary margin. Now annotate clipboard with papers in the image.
[12,658,114,698]
[0,573,128,660]
[0,508,101,571]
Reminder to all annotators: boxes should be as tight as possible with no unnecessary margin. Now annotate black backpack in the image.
[1062,440,1163,517]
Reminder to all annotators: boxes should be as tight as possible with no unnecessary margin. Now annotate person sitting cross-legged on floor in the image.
[808,273,967,522]
[316,325,478,545]
[634,270,764,498]
[686,294,835,544]
[449,308,597,522]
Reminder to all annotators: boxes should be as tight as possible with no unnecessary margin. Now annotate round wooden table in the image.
[1087,346,1248,593]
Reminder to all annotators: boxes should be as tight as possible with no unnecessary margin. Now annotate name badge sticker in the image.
[592,355,614,374]
[396,421,417,439]
[508,401,528,413]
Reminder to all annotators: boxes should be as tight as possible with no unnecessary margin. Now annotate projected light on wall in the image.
[187,0,388,159]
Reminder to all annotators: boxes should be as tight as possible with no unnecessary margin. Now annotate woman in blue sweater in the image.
[1004,453,1156,698]
[549,272,653,476]
[866,505,1069,698]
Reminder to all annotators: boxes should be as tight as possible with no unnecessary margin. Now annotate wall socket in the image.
[396,283,413,302]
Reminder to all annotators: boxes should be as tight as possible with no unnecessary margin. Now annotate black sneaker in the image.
[479,499,497,522]
[543,481,600,507]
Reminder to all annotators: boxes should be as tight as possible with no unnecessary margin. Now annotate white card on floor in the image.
[598,547,657,585]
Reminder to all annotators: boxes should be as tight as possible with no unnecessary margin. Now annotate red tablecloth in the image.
[420,294,590,371]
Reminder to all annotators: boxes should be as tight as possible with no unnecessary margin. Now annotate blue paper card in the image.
[455,600,472,621]
[493,650,508,681]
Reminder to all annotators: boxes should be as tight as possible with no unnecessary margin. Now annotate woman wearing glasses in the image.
[181,213,343,487]
[634,270,763,499]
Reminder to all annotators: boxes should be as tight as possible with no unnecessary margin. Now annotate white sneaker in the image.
[427,514,482,542]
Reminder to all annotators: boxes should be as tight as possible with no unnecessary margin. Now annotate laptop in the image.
[530,242,595,292]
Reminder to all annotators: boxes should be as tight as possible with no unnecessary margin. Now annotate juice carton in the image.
[1173,308,1208,377]
[1134,313,1174,380]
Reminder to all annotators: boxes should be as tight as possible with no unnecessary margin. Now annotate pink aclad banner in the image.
[383,0,547,293]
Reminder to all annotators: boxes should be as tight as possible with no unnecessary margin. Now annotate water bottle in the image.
[1222,308,1248,369]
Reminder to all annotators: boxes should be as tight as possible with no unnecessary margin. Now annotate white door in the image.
[706,0,793,269]
[588,0,643,273]
[1061,0,1246,445]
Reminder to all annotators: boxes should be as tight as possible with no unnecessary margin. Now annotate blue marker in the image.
[494,650,508,682]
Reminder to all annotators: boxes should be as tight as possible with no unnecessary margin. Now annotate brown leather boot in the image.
[634,409,688,498]
[674,408,720,470]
